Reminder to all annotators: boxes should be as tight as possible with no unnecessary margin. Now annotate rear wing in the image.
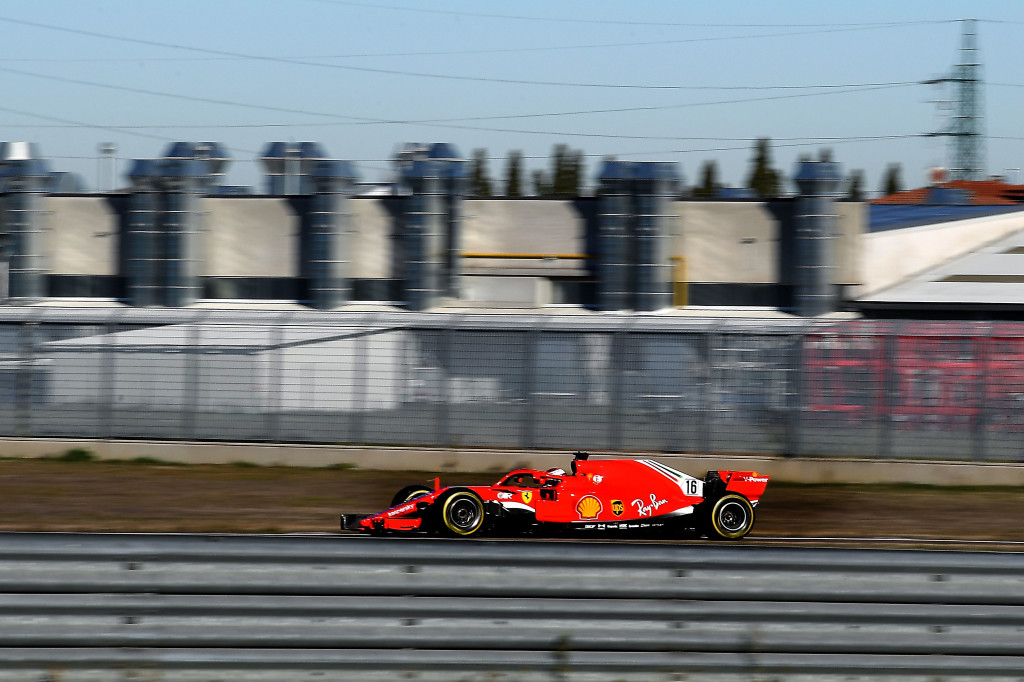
[715,470,769,502]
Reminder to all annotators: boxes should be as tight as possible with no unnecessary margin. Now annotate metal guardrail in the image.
[0,533,1022,680]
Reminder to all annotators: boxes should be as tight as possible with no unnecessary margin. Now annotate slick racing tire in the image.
[391,485,433,508]
[706,493,755,540]
[439,490,486,537]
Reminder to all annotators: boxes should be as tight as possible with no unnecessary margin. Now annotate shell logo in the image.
[576,495,603,520]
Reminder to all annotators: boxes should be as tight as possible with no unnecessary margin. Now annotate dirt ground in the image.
[1,456,1022,542]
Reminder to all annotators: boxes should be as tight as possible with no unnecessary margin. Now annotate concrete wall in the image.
[460,199,588,279]
[203,198,297,277]
[834,202,864,285]
[459,276,552,306]
[349,198,391,279]
[674,202,777,284]
[462,200,583,255]
[671,200,863,287]
[859,210,1024,296]
[46,197,117,275]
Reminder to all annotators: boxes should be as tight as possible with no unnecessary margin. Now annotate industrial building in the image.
[0,139,1023,319]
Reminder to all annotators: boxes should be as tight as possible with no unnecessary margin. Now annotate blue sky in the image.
[1,0,1022,195]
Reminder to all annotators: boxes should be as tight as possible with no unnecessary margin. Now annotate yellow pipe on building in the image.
[671,255,688,307]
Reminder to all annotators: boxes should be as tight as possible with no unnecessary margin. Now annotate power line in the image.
[0,64,920,141]
[0,15,951,91]
[0,65,363,122]
[0,59,922,97]
[478,135,926,162]
[0,25,962,63]
[399,84,915,137]
[0,113,927,166]
[628,135,925,158]
[307,1,959,29]
[0,104,262,157]
[0,96,928,167]
[0,120,926,143]
[0,114,925,148]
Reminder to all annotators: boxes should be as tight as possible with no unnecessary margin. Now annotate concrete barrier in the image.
[3,437,1023,486]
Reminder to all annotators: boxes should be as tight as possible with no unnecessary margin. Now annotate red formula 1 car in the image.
[341,452,769,540]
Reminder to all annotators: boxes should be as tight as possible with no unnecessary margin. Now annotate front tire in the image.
[391,485,432,508]
[706,493,755,540]
[439,490,486,537]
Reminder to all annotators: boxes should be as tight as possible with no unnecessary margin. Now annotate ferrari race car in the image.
[340,452,769,540]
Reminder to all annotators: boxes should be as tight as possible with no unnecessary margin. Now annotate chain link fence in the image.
[1,308,1022,462]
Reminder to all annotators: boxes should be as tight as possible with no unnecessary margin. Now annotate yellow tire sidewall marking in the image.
[711,494,753,539]
[443,492,484,536]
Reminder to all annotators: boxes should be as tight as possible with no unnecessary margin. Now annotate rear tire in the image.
[390,485,432,508]
[706,493,755,540]
[439,490,486,537]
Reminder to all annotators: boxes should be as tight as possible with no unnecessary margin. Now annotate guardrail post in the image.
[608,325,626,451]
[266,321,283,442]
[181,318,201,439]
[352,328,368,445]
[522,326,538,449]
[785,331,805,457]
[696,329,714,455]
[438,324,453,447]
[877,325,896,459]
[15,319,36,437]
[99,317,117,438]
[972,324,991,461]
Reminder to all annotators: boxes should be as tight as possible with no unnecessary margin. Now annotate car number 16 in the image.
[685,479,702,497]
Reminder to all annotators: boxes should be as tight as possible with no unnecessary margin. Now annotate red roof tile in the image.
[870,180,1024,205]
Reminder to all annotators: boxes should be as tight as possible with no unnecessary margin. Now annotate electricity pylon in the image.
[925,19,984,180]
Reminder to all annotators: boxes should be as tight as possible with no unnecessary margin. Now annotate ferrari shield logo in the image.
[611,499,624,517]
[521,491,533,505]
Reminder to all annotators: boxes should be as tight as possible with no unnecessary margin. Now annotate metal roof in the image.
[859,226,1024,308]
[868,204,1024,232]
[42,322,401,352]
[0,305,817,335]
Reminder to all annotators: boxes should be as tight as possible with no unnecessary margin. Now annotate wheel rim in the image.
[449,499,480,529]
[717,500,749,533]
[447,497,482,532]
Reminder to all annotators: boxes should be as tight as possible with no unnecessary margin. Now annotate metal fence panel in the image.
[705,332,795,455]
[275,325,366,444]
[976,324,1024,461]
[529,330,617,451]
[441,328,531,449]
[7,308,1024,462]
[31,323,109,439]
[799,323,891,457]
[345,327,442,447]
[190,324,277,442]
[619,331,704,452]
